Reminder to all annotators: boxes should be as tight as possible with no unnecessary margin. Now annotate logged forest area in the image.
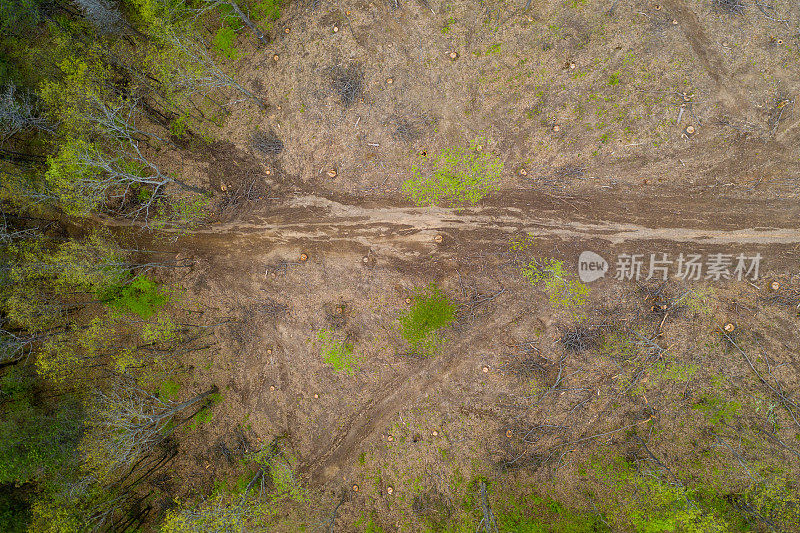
[2,0,800,531]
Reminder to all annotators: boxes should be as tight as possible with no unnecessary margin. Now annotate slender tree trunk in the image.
[230,78,266,110]
[227,0,269,46]
[170,176,207,195]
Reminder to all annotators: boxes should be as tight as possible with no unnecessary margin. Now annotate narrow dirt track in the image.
[209,193,800,244]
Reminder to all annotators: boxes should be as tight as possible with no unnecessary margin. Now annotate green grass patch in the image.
[158,379,180,400]
[253,0,283,32]
[692,394,740,426]
[403,137,502,207]
[494,490,610,532]
[189,392,222,430]
[587,456,742,532]
[441,17,456,34]
[398,284,456,355]
[316,329,359,374]
[213,26,240,60]
[98,275,168,319]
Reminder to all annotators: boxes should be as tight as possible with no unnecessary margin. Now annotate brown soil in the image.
[144,0,800,529]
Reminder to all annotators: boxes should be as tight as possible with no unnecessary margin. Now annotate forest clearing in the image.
[2,0,800,531]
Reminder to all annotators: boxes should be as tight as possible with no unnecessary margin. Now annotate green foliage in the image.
[44,139,105,216]
[125,0,191,41]
[316,329,359,374]
[692,394,740,426]
[493,490,610,532]
[0,233,170,382]
[160,495,244,533]
[441,17,456,34]
[0,369,81,486]
[269,458,306,502]
[743,476,800,530]
[398,284,456,355]
[588,456,733,532]
[28,495,84,533]
[636,358,698,395]
[159,379,180,400]
[212,26,240,60]
[169,113,190,138]
[522,258,588,314]
[152,195,211,233]
[253,0,283,28]
[363,515,386,532]
[1,234,128,334]
[49,233,128,292]
[0,483,30,533]
[142,316,180,345]
[7,234,116,289]
[189,393,222,430]
[97,275,168,319]
[38,55,113,138]
[0,0,41,35]
[247,441,306,503]
[403,137,502,207]
[485,43,502,56]
[37,316,116,381]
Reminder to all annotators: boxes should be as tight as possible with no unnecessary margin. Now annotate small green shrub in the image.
[522,258,588,314]
[97,275,168,319]
[253,0,283,32]
[159,379,180,400]
[269,458,306,502]
[441,17,456,34]
[213,26,240,60]
[190,392,222,430]
[398,284,456,355]
[247,443,306,503]
[403,137,502,207]
[169,113,189,139]
[316,329,359,374]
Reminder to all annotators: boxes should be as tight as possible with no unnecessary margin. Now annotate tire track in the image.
[664,0,750,113]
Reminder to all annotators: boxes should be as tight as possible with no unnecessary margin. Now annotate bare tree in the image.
[54,134,205,221]
[0,328,43,365]
[85,381,218,475]
[197,0,269,46]
[0,84,55,144]
[168,31,266,110]
[477,481,499,533]
[87,95,172,147]
[73,0,124,34]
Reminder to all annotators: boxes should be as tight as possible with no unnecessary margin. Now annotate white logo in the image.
[578,251,608,283]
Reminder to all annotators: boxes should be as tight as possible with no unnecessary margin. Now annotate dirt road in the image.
[161,189,800,268]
